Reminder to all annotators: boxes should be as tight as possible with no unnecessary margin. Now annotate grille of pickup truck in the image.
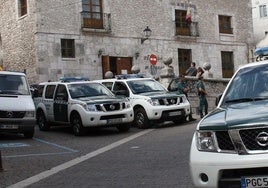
[158,97,178,105]
[216,127,268,153]
[96,103,122,111]
[0,111,25,118]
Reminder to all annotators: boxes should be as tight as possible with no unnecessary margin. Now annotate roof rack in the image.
[60,76,90,82]
[115,73,147,79]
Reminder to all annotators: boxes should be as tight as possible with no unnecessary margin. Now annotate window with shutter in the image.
[82,0,103,29]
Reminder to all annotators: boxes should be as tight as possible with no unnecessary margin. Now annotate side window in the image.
[102,82,113,90]
[37,85,44,97]
[113,82,129,97]
[45,85,56,99]
[55,85,68,101]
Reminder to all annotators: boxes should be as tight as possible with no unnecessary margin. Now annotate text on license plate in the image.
[241,176,268,188]
[107,118,123,124]
[0,124,18,129]
[168,111,181,116]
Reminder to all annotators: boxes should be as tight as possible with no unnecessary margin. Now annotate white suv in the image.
[95,76,191,128]
[0,71,35,138]
[33,80,133,136]
[190,60,268,188]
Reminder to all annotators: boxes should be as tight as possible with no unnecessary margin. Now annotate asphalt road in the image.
[0,120,198,188]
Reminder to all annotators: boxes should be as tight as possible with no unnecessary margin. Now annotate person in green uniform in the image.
[177,74,196,121]
[196,76,208,118]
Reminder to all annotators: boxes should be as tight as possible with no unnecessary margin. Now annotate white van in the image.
[0,71,35,138]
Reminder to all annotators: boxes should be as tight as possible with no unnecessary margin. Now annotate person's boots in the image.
[189,114,196,121]
[199,111,203,118]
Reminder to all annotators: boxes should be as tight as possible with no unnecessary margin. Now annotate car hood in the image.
[139,91,180,98]
[77,96,126,104]
[199,100,268,130]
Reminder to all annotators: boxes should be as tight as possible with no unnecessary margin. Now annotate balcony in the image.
[81,12,111,32]
[175,21,199,37]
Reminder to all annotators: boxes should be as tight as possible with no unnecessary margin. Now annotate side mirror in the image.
[215,94,222,106]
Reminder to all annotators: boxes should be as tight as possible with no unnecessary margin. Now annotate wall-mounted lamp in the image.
[141,26,152,44]
[98,49,103,58]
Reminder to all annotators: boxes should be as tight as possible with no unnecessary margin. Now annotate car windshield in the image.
[222,64,268,105]
[0,74,30,95]
[127,79,166,94]
[68,82,113,99]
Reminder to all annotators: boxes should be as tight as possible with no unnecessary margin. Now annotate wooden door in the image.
[102,55,110,78]
[116,57,132,75]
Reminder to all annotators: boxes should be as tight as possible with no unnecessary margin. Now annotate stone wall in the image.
[184,76,230,115]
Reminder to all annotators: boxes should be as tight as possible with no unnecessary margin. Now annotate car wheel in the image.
[37,110,50,131]
[24,130,34,138]
[117,124,130,132]
[134,107,150,129]
[71,113,86,136]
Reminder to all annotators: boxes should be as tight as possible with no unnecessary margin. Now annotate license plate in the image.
[107,118,123,124]
[168,111,181,116]
[241,176,268,188]
[0,124,18,129]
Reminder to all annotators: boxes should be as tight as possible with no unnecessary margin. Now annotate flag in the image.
[186,7,191,24]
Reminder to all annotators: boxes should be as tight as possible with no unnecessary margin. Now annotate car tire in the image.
[117,124,130,132]
[37,110,50,131]
[134,107,150,129]
[71,113,86,136]
[24,130,34,138]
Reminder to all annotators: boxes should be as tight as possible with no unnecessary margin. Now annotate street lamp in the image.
[141,26,152,44]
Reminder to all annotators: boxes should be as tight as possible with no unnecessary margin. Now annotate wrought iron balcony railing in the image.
[81,12,111,32]
[175,21,199,37]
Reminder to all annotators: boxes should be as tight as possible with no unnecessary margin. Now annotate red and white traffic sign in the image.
[149,54,157,65]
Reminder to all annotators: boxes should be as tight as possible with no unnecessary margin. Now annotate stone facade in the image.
[0,0,254,84]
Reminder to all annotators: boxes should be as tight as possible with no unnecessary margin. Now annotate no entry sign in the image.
[149,54,157,65]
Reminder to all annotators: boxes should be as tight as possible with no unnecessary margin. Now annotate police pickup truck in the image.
[95,75,191,128]
[33,78,133,136]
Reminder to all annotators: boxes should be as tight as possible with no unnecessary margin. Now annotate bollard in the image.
[0,150,3,171]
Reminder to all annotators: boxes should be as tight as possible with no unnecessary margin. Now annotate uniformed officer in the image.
[196,76,208,118]
[177,74,196,121]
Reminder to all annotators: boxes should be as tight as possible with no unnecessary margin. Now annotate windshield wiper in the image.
[225,97,268,104]
[252,96,268,101]
[225,98,254,103]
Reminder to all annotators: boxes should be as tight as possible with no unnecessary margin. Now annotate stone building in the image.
[252,0,268,45]
[0,0,254,84]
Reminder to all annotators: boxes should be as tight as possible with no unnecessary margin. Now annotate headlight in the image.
[147,98,160,106]
[125,101,131,108]
[196,131,217,152]
[84,104,97,111]
[25,111,35,117]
